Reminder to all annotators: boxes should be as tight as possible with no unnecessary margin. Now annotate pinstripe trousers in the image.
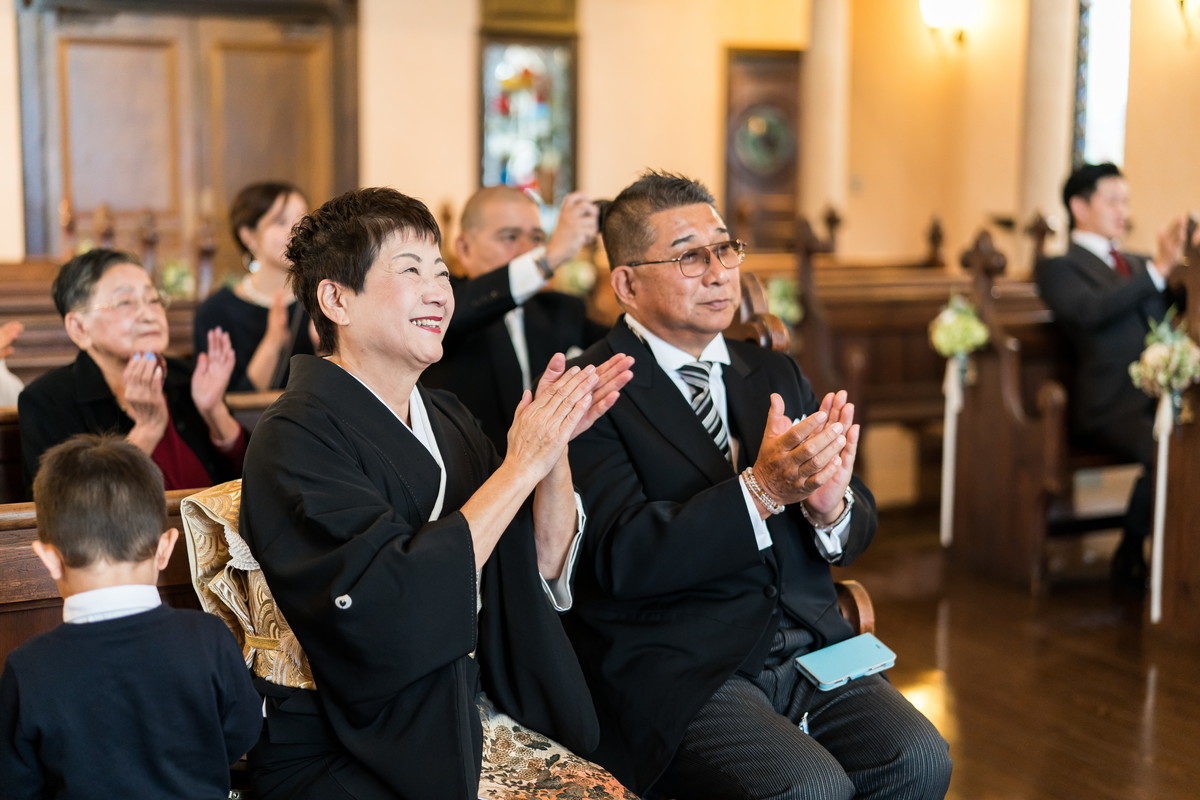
[650,660,952,800]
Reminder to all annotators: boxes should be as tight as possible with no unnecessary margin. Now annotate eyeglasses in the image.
[84,289,171,317]
[627,239,747,278]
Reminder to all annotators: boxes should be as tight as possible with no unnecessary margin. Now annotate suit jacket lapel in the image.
[485,316,526,416]
[608,320,735,486]
[522,298,558,384]
[722,346,770,470]
[1068,242,1121,286]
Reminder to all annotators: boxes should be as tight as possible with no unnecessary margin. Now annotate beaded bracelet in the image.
[741,467,786,516]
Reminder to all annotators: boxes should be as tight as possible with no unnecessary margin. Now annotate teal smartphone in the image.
[794,633,896,691]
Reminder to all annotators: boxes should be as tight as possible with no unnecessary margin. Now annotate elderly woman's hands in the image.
[122,352,169,454]
[191,328,242,449]
[535,352,635,441]
[506,363,598,481]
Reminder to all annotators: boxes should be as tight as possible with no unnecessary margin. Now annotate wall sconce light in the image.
[920,0,983,43]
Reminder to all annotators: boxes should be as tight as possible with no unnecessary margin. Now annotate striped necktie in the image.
[677,361,732,462]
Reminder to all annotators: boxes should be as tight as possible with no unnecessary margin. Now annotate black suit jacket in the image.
[17,350,242,495]
[564,319,876,793]
[423,266,607,453]
[1035,242,1174,437]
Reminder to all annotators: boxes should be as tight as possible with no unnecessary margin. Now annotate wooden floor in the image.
[841,509,1200,800]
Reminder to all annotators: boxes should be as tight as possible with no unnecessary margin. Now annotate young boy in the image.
[0,434,261,799]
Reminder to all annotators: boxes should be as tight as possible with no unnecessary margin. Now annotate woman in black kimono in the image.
[239,187,636,799]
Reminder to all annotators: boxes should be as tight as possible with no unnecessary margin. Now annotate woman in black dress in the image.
[193,181,315,391]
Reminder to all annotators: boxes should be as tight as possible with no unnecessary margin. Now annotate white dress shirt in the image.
[623,315,852,560]
[63,584,161,623]
[337,364,583,611]
[1071,230,1166,291]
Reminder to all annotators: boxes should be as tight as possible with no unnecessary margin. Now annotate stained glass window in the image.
[481,37,575,206]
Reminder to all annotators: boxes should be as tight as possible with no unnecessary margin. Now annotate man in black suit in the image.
[565,171,951,800]
[422,187,608,452]
[1035,162,1186,589]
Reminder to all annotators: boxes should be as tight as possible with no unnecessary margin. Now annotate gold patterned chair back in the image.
[181,480,315,689]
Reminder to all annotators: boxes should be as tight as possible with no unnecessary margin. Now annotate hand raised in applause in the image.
[122,351,169,453]
[801,390,860,524]
[544,192,600,272]
[505,361,598,481]
[750,392,849,511]
[191,327,236,416]
[535,351,634,440]
[0,321,24,360]
[1154,216,1189,279]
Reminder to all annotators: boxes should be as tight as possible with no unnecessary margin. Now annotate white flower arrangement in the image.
[929,295,989,358]
[1129,308,1200,399]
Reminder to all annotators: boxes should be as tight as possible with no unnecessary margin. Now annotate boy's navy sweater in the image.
[0,604,261,800]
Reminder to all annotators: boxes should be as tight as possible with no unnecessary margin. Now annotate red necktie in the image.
[1110,247,1132,279]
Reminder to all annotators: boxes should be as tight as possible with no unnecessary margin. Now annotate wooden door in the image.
[197,17,335,282]
[724,49,801,251]
[19,6,352,290]
[28,12,198,261]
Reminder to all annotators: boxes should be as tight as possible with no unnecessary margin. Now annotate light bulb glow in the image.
[920,0,984,31]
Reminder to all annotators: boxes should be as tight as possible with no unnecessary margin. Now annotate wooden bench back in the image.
[0,408,20,504]
[0,488,199,664]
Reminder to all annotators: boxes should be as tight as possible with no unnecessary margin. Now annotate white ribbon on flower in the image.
[940,356,965,547]
[1149,393,1173,624]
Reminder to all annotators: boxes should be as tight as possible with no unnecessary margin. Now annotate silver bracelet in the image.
[741,467,786,516]
[800,486,855,531]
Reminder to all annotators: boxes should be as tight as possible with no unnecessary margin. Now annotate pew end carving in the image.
[953,231,1132,594]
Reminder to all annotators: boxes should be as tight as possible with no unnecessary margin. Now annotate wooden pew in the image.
[0,489,199,664]
[0,408,19,504]
[950,231,1132,594]
[0,391,279,505]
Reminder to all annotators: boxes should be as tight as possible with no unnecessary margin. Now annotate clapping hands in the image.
[752,390,859,522]
[0,321,23,360]
[192,327,236,415]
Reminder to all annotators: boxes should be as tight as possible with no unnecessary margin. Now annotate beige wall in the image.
[358,0,808,222]
[358,0,480,213]
[1124,1,1200,255]
[0,0,24,261]
[843,0,1028,268]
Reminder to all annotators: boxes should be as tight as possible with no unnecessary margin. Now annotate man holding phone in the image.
[423,186,608,452]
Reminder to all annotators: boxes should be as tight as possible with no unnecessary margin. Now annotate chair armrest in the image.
[835,579,875,635]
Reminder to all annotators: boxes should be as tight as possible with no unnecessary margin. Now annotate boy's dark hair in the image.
[52,248,143,318]
[286,187,442,353]
[33,434,166,568]
[1062,162,1123,229]
[601,170,717,268]
[229,180,306,259]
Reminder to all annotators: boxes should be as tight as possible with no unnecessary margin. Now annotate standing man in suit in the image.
[423,187,608,452]
[1035,162,1187,590]
[565,170,951,800]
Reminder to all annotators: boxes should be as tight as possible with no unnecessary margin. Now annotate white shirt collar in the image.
[1071,230,1117,265]
[624,314,731,374]
[63,584,161,624]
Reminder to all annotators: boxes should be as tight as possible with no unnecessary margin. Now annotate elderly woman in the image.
[239,188,636,800]
[19,249,244,493]
[193,181,316,391]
